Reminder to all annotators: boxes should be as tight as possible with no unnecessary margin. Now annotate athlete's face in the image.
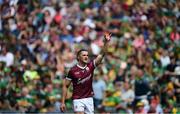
[78,51,89,64]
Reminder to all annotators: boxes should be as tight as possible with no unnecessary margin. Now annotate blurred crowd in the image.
[0,0,179,113]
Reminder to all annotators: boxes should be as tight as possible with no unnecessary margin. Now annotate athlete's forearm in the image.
[94,40,108,66]
[98,40,108,60]
[101,40,108,57]
[95,32,111,66]
[61,81,68,104]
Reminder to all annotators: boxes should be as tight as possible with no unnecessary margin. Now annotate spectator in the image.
[92,71,106,112]
[0,46,14,67]
[134,69,151,107]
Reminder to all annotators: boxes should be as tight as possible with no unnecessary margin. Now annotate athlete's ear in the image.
[77,55,80,61]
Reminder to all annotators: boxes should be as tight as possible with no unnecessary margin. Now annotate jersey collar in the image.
[77,64,87,69]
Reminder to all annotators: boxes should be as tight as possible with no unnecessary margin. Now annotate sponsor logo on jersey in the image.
[74,71,80,75]
[77,74,91,84]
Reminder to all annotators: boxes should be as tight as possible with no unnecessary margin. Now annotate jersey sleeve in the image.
[89,60,96,70]
[66,70,73,81]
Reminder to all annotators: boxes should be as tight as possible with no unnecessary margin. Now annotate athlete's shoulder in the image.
[69,64,78,72]
[88,60,96,68]
[67,65,78,78]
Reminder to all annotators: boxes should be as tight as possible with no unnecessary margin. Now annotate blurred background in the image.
[0,0,179,113]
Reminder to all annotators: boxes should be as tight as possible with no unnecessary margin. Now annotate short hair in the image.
[76,49,88,61]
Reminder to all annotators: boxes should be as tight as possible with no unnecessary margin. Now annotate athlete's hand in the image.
[104,32,111,41]
[60,103,66,112]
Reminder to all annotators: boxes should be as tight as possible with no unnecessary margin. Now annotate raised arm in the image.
[94,32,111,66]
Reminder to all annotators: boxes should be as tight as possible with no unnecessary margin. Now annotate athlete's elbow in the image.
[95,60,103,66]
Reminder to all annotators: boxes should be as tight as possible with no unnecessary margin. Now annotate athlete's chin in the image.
[83,60,88,64]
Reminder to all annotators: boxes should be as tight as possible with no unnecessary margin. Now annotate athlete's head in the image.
[77,49,89,64]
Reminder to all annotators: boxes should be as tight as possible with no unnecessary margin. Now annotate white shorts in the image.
[73,97,94,114]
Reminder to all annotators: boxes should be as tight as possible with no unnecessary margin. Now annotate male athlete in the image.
[60,32,111,114]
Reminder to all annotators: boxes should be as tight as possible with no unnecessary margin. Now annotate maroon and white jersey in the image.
[66,60,96,99]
